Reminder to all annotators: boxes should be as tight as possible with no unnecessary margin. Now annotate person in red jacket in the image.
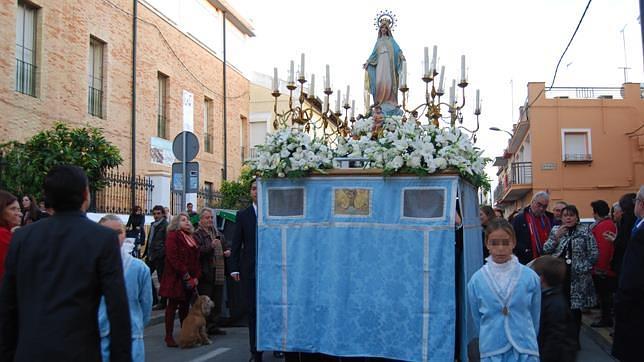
[159,212,201,347]
[590,200,618,328]
[0,190,22,282]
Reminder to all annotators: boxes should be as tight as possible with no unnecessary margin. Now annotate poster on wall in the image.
[183,90,194,132]
[150,137,176,166]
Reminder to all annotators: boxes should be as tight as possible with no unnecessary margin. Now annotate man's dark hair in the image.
[619,193,636,215]
[187,203,193,207]
[591,200,610,218]
[152,205,165,214]
[531,255,566,287]
[43,165,88,212]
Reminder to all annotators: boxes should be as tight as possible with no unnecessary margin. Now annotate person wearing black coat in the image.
[531,255,576,362]
[612,187,644,362]
[611,193,636,276]
[230,180,262,361]
[0,165,131,362]
[512,192,555,265]
[146,205,169,308]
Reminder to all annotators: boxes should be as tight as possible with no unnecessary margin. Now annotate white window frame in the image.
[561,128,592,162]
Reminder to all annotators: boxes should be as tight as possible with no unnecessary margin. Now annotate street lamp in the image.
[489,127,513,137]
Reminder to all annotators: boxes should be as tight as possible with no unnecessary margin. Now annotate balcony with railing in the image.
[204,133,213,153]
[157,115,167,139]
[16,58,36,97]
[494,161,533,204]
[88,86,103,118]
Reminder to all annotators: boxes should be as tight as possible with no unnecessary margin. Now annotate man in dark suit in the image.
[0,165,131,362]
[230,179,263,361]
[613,185,644,362]
[512,191,555,264]
[147,204,169,309]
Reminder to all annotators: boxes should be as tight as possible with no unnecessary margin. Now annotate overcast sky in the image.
[231,0,643,187]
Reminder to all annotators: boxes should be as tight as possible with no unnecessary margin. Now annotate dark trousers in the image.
[165,297,190,339]
[147,258,165,306]
[571,308,582,349]
[243,277,259,354]
[198,282,224,330]
[593,274,616,323]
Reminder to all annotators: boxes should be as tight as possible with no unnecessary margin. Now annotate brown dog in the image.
[178,295,215,348]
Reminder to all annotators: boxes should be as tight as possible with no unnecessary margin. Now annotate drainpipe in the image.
[641,0,644,64]
[131,0,138,210]
[222,11,228,180]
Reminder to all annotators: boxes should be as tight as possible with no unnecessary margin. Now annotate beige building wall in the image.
[0,0,252,190]
[495,82,644,218]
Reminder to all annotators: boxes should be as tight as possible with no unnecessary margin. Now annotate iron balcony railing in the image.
[510,162,532,185]
[204,133,213,153]
[157,114,167,139]
[16,58,36,97]
[88,86,103,118]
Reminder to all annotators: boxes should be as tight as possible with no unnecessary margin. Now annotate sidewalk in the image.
[580,308,615,358]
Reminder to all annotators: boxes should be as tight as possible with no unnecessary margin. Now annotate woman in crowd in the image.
[159,212,201,347]
[20,194,40,226]
[126,205,146,255]
[543,204,598,350]
[589,200,618,328]
[611,193,636,277]
[480,205,496,259]
[0,190,22,280]
[467,218,541,361]
[97,215,152,361]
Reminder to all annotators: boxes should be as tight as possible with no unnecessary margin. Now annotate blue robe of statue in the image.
[365,34,403,115]
[98,248,153,362]
[467,257,541,361]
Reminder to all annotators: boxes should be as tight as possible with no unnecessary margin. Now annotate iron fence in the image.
[90,170,154,215]
[170,188,223,216]
[510,162,532,185]
[88,86,103,118]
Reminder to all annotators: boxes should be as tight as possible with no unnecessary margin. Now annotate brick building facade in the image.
[0,0,253,203]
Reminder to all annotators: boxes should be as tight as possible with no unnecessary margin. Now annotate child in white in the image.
[467,218,541,361]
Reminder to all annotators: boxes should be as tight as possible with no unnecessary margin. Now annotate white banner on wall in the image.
[183,90,194,132]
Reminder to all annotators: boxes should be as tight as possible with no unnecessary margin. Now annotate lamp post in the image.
[489,127,513,137]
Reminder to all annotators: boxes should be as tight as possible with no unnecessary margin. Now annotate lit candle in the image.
[460,55,466,82]
[423,47,429,76]
[336,90,341,113]
[438,65,445,93]
[272,67,278,92]
[401,60,407,88]
[310,74,315,98]
[325,64,330,89]
[300,53,305,79]
[345,85,350,106]
[289,60,294,84]
[476,89,480,111]
[449,79,456,104]
[431,45,437,74]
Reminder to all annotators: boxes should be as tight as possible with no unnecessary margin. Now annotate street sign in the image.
[172,131,199,162]
[171,162,199,193]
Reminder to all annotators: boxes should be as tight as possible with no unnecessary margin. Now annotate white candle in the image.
[431,45,437,74]
[336,90,341,113]
[289,60,294,83]
[401,60,407,88]
[460,55,466,82]
[310,74,315,98]
[300,53,305,79]
[273,67,278,92]
[423,47,429,76]
[351,99,355,115]
[476,89,480,111]
[324,94,329,112]
[438,65,445,93]
[345,85,350,106]
[449,79,456,104]
[325,64,330,89]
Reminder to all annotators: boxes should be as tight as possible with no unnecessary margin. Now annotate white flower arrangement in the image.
[249,116,489,188]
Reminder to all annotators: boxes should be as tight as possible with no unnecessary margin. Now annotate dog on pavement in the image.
[178,295,215,348]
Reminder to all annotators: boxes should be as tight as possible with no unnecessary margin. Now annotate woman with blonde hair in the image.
[97,214,152,361]
[159,212,201,347]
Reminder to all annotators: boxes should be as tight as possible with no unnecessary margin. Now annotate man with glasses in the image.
[147,205,168,310]
[613,186,644,361]
[551,201,568,226]
[512,191,555,264]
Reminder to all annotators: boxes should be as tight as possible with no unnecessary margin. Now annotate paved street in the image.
[144,320,616,362]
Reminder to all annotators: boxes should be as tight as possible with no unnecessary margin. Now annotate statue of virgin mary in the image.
[364,15,405,116]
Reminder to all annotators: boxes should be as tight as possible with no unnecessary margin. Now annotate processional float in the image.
[250,10,487,362]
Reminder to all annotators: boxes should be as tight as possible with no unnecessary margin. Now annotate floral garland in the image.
[248,116,490,189]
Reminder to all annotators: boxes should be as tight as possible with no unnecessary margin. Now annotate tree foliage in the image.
[218,166,255,210]
[0,122,123,200]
